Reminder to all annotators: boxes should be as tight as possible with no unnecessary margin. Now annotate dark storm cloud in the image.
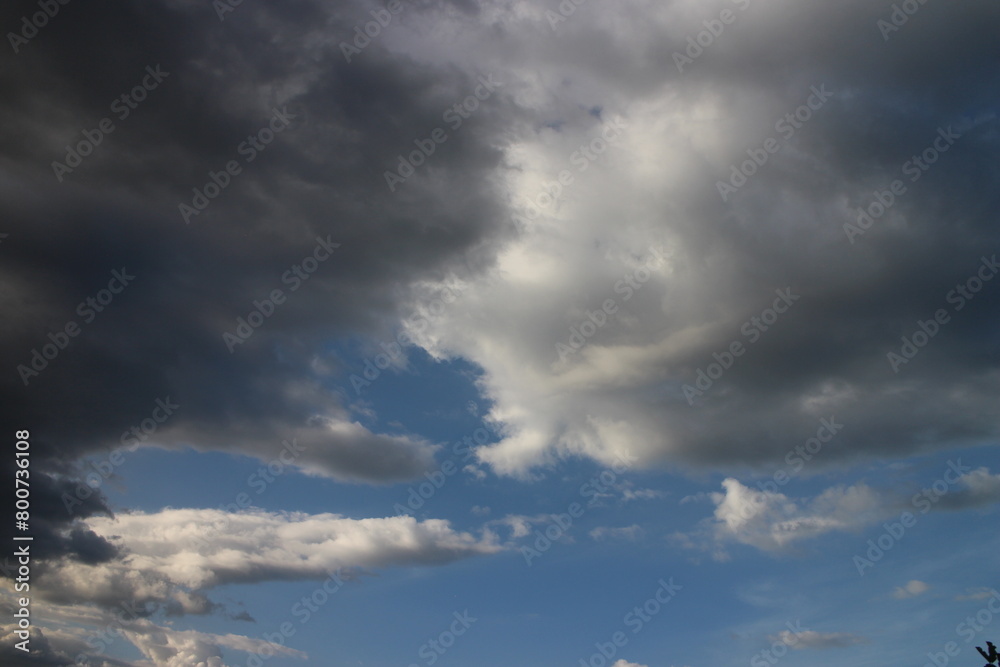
[0,456,119,583]
[0,0,512,575]
[641,0,1000,468]
[1,0,995,488]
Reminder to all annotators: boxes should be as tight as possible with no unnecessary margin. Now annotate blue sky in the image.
[2,0,1000,666]
[80,354,1000,667]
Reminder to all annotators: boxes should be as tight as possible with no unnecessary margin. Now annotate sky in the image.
[2,0,1000,665]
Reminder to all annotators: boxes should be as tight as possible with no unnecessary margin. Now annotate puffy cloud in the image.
[37,509,500,608]
[699,478,887,553]
[678,467,1000,556]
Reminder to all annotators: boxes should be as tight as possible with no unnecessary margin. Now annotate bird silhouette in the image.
[976,641,999,666]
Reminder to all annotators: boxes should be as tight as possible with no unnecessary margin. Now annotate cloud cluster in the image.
[680,467,1000,556]
[2,0,1000,662]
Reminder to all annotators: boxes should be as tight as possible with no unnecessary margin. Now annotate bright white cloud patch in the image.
[38,509,499,607]
[681,469,1000,556]
[702,478,887,553]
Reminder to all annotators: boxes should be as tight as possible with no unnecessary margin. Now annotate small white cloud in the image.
[486,514,535,539]
[622,487,666,502]
[892,580,930,599]
[681,478,889,555]
[612,661,649,667]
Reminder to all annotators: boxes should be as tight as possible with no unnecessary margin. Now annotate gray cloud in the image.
[0,0,514,574]
[2,0,1000,662]
[386,0,1000,477]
